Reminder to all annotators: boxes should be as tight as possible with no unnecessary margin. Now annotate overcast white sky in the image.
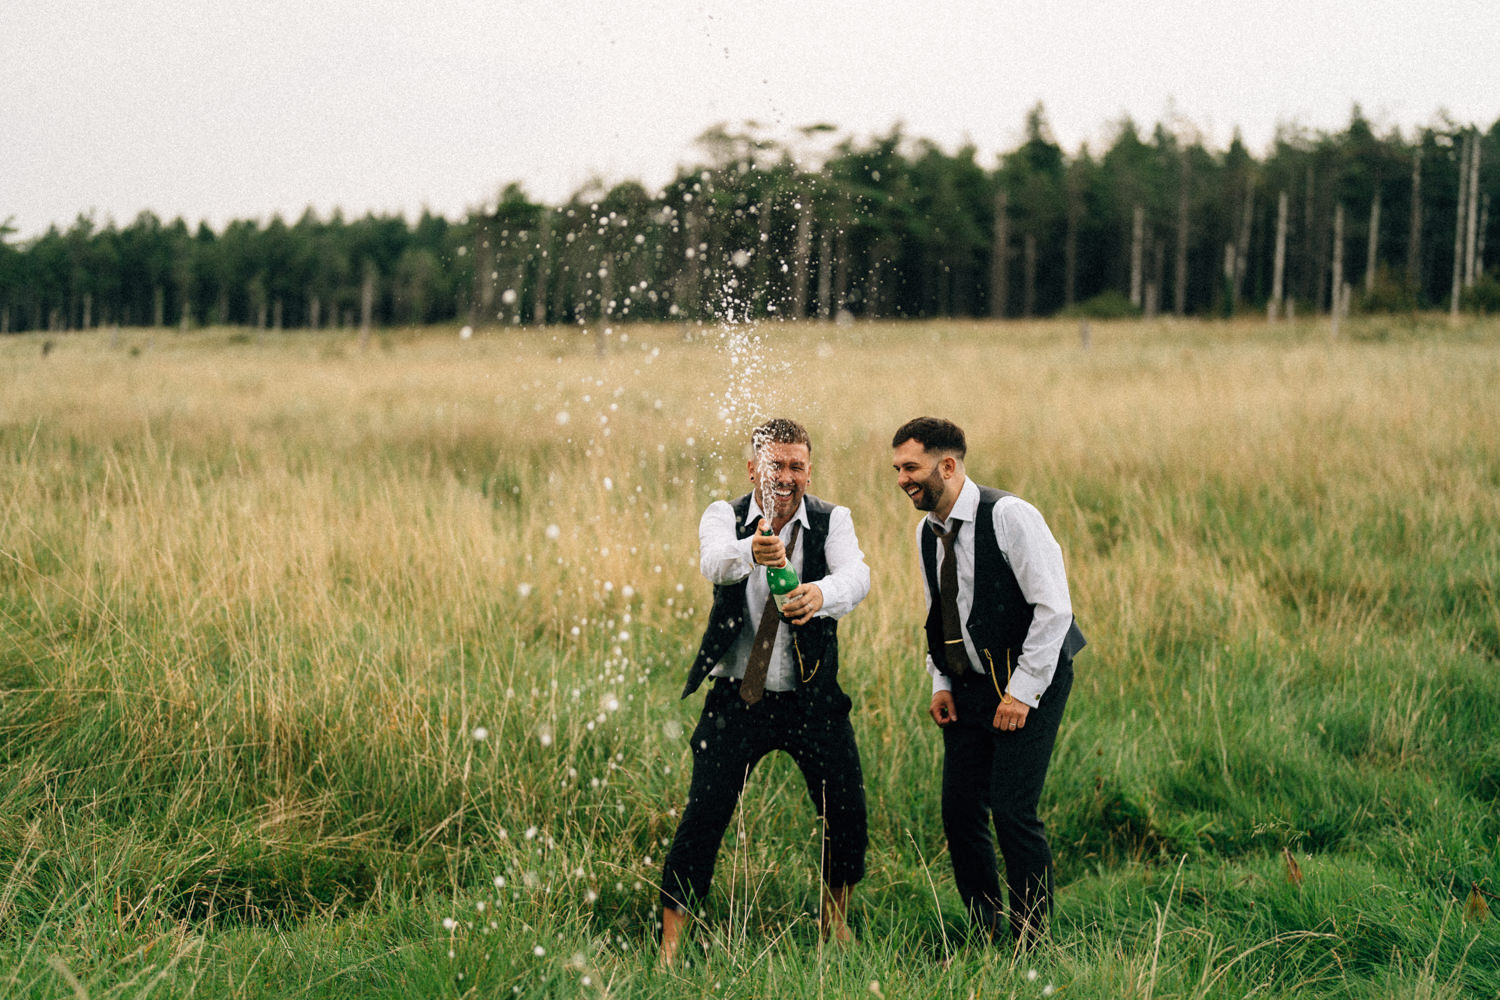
[4,0,1496,241]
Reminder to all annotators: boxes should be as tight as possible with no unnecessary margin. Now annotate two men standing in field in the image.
[658,416,1085,963]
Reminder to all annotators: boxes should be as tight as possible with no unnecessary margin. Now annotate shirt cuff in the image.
[1008,669,1048,708]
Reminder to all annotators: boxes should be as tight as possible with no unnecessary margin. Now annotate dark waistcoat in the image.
[921,485,1086,687]
[681,493,841,699]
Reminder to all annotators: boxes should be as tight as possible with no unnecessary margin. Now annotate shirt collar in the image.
[746,494,810,531]
[926,477,979,533]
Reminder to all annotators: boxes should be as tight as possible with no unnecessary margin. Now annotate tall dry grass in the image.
[1,316,1497,998]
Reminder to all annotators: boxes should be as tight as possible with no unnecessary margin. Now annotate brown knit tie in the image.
[932,521,968,676]
[740,522,801,705]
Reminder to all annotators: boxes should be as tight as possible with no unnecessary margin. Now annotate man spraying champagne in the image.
[657,418,871,965]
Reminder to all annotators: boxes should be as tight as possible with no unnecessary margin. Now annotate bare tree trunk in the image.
[865,258,882,318]
[1063,186,1080,309]
[511,261,527,325]
[816,228,832,319]
[597,254,614,353]
[1406,148,1423,293]
[753,196,774,317]
[571,251,591,328]
[359,263,376,348]
[1331,203,1345,338]
[82,292,93,330]
[1304,162,1321,312]
[1364,190,1382,295]
[834,228,850,317]
[308,293,321,331]
[533,209,552,326]
[1174,154,1190,316]
[474,220,496,325]
[1022,232,1037,318]
[1269,191,1288,321]
[676,209,703,323]
[1451,132,1470,317]
[990,190,1010,318]
[1129,204,1145,308]
[177,257,193,332]
[153,286,165,328]
[1145,241,1164,319]
[272,298,283,332]
[551,251,574,327]
[1223,243,1236,315]
[1465,133,1482,287]
[790,197,813,318]
[1479,194,1491,277]
[1233,180,1253,310]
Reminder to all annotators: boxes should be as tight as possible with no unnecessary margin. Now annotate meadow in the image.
[1,314,1497,998]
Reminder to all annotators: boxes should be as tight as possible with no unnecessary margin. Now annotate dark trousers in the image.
[660,679,868,912]
[941,656,1073,944]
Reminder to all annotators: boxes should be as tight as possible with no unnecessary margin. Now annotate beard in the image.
[907,472,943,511]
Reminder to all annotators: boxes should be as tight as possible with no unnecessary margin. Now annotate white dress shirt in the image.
[915,478,1074,707]
[700,495,871,692]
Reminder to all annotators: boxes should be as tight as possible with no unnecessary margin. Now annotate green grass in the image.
[1,315,1498,997]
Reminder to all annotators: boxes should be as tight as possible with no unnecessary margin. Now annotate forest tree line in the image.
[2,105,1497,335]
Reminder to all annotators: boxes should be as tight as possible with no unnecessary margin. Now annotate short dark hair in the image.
[892,416,966,458]
[752,417,811,455]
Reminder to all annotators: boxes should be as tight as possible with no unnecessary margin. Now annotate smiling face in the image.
[892,438,959,517]
[748,442,811,522]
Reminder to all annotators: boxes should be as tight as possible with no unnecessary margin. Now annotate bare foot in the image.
[659,907,687,968]
[821,885,854,945]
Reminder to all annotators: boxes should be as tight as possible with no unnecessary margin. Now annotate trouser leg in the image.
[659,690,768,912]
[991,659,1072,945]
[785,706,868,889]
[941,713,1004,935]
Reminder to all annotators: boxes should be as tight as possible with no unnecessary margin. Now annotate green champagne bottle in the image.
[761,525,800,617]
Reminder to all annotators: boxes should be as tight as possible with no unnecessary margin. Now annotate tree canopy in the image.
[3,107,1497,334]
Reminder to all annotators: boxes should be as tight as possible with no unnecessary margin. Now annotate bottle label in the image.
[772,590,792,612]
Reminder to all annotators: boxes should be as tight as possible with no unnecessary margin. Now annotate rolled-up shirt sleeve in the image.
[995,496,1074,707]
[811,505,870,620]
